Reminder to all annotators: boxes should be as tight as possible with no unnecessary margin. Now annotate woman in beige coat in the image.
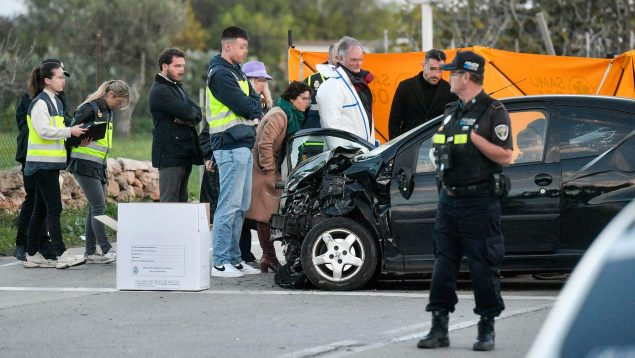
[246,81,312,272]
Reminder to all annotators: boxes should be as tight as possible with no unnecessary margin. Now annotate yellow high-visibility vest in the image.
[26,92,67,165]
[205,70,255,135]
[70,102,113,164]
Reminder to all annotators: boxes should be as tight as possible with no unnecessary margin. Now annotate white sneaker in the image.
[103,251,116,263]
[234,261,261,275]
[23,252,57,268]
[56,250,86,269]
[85,251,116,264]
[211,263,244,278]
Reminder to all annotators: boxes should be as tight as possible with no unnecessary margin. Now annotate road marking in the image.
[1,262,22,267]
[283,303,554,358]
[0,286,557,301]
[279,341,363,358]
[0,287,118,292]
[199,290,558,301]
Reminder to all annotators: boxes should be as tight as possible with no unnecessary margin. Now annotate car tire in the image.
[301,217,378,291]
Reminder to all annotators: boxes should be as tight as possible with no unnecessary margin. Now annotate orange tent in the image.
[288,46,635,143]
[596,50,635,97]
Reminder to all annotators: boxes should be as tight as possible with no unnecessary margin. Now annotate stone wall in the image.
[0,158,159,212]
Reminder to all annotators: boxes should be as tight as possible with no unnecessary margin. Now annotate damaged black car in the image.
[271,95,635,291]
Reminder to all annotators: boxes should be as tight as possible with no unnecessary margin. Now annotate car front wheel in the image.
[301,217,378,290]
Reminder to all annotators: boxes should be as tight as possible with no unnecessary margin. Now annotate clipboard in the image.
[66,122,108,146]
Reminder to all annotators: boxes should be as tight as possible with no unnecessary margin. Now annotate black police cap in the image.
[41,58,71,77]
[442,51,485,74]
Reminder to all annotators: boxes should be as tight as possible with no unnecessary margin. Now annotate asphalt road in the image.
[0,242,564,358]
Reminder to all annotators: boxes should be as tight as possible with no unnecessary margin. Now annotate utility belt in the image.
[442,173,510,198]
[443,181,492,198]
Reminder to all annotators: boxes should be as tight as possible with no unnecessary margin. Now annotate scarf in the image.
[276,98,305,135]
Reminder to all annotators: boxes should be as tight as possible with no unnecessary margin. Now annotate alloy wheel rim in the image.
[311,228,365,282]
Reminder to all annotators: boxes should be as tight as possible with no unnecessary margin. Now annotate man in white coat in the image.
[316,36,377,148]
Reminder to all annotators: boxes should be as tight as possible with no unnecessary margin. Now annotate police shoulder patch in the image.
[494,124,509,141]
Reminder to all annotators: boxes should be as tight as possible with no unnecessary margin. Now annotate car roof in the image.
[376,94,635,160]
[500,94,635,111]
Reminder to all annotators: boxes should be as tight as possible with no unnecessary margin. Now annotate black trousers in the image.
[26,169,66,257]
[15,171,50,249]
[239,219,257,262]
[426,190,506,318]
[199,163,219,224]
[159,165,192,202]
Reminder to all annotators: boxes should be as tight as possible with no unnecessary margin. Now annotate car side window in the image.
[560,106,632,160]
[509,110,548,165]
[415,136,436,173]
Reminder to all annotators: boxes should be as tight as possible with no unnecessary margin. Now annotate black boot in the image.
[473,316,495,351]
[417,310,450,348]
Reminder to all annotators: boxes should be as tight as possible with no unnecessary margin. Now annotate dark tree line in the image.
[1,0,633,134]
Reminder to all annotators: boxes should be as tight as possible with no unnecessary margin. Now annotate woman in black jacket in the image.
[68,80,129,263]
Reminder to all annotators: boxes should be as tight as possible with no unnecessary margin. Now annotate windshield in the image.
[283,131,372,179]
[363,115,442,158]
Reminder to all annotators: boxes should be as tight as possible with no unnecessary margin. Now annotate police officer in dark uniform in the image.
[417,51,513,352]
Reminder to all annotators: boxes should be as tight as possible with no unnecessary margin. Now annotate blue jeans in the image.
[211,148,253,266]
[426,190,506,318]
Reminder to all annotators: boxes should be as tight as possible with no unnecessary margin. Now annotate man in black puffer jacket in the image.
[149,47,203,202]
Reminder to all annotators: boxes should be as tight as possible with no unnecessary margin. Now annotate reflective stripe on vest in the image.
[70,120,113,164]
[433,133,446,144]
[306,72,326,85]
[206,71,255,135]
[303,141,324,147]
[454,134,468,144]
[26,94,66,164]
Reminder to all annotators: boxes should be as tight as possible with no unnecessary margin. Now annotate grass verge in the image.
[0,201,118,256]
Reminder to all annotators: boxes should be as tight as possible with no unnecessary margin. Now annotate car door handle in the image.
[534,173,552,186]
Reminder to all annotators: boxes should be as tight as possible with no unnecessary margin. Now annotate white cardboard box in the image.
[115,203,210,291]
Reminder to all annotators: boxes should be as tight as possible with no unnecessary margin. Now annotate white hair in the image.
[337,36,362,58]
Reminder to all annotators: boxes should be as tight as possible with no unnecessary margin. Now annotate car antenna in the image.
[488,78,527,96]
